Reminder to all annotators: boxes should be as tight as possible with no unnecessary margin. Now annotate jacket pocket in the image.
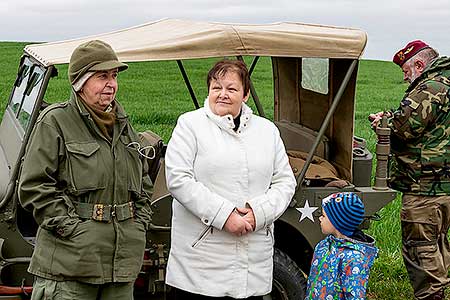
[52,220,112,277]
[191,226,213,248]
[65,141,106,192]
[115,219,147,278]
[401,202,439,242]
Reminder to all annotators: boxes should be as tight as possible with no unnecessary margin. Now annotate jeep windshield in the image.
[0,56,48,202]
[9,57,46,132]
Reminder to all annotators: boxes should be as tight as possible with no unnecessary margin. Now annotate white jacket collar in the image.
[204,97,253,134]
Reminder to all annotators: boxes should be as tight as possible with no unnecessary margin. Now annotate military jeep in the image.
[0,19,396,300]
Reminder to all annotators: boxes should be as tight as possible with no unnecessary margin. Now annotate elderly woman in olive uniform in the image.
[165,59,296,299]
[19,40,152,300]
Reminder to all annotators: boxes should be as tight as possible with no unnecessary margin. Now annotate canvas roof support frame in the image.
[175,56,266,117]
[175,56,358,192]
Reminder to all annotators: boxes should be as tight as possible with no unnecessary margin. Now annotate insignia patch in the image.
[401,98,411,106]
[404,46,414,55]
[401,97,419,110]
[417,83,427,91]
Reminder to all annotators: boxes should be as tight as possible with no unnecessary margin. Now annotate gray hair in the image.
[406,47,439,68]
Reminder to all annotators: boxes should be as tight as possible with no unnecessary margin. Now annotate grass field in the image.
[0,41,435,299]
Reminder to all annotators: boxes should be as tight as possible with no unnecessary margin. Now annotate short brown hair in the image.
[207,59,250,96]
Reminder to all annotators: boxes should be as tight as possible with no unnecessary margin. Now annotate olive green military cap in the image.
[68,40,128,85]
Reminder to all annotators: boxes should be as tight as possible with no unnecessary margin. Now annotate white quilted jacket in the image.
[165,99,296,298]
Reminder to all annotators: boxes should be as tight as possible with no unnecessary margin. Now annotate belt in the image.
[74,201,135,222]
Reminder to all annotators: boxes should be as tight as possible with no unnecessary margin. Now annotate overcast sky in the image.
[0,0,448,61]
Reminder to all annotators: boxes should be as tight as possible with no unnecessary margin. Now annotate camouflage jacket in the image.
[388,57,450,195]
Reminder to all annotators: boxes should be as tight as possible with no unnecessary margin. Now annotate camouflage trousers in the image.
[401,194,450,300]
[30,276,134,300]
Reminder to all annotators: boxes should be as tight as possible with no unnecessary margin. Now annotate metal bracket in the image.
[145,244,168,295]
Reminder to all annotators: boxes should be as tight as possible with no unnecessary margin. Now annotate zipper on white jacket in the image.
[266,225,274,243]
[192,226,213,248]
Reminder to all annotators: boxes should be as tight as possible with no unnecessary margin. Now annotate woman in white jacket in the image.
[165,59,296,299]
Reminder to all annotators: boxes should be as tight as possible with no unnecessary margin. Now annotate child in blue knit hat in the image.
[305,192,378,300]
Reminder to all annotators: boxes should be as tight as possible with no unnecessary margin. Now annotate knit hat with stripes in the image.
[322,192,365,237]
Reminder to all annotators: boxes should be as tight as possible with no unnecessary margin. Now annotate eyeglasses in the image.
[126,141,156,160]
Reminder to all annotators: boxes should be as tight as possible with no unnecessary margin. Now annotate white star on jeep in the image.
[296,199,318,222]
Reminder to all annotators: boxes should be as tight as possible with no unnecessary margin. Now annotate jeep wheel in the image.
[271,248,307,300]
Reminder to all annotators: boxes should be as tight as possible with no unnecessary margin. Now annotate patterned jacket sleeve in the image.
[390,81,446,141]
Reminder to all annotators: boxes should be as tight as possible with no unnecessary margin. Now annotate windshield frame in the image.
[8,55,48,134]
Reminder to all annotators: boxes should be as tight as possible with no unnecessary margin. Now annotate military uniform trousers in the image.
[31,276,134,300]
[401,194,450,299]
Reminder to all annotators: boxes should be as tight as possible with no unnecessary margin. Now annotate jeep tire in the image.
[271,248,307,300]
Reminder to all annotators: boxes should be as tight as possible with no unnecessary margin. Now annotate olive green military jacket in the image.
[19,93,153,284]
[389,57,450,196]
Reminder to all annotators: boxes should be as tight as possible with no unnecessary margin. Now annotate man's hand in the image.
[368,111,384,128]
[369,111,391,129]
[223,210,253,236]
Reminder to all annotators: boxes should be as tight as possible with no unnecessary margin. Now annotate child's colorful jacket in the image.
[305,232,378,299]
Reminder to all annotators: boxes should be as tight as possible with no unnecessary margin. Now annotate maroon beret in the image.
[393,40,430,66]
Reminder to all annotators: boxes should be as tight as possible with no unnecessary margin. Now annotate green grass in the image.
[0,42,433,299]
[353,60,411,299]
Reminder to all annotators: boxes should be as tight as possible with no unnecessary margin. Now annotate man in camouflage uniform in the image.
[370,40,450,300]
